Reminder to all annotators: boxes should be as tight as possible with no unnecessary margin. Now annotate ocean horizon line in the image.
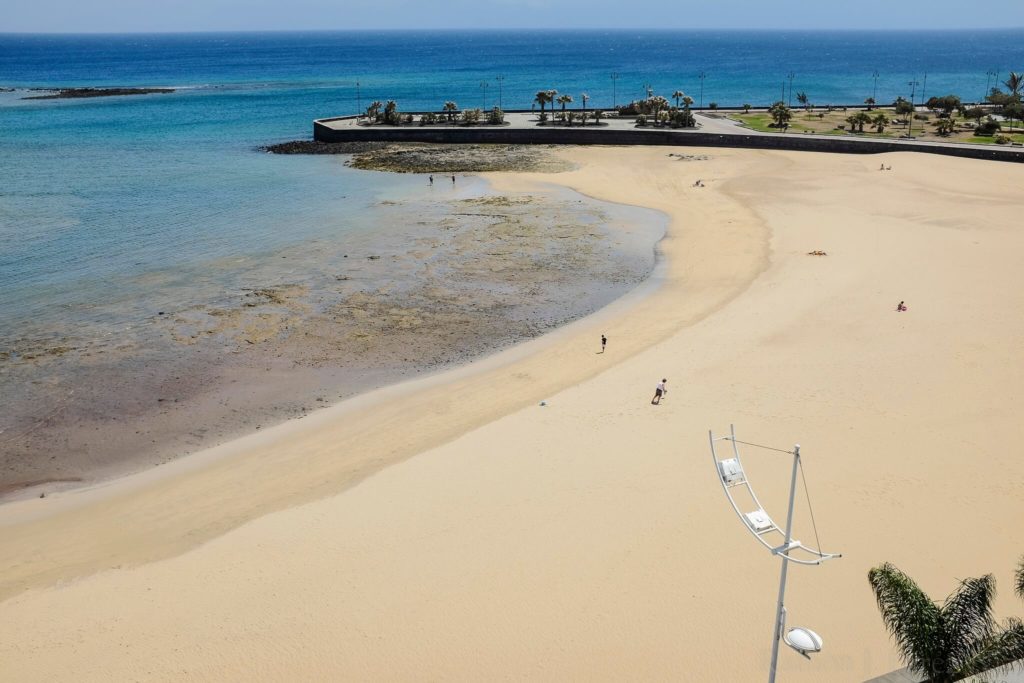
[3,26,1023,37]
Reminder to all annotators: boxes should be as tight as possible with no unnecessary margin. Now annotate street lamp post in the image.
[356,80,361,116]
[698,71,707,110]
[496,75,504,110]
[709,425,842,683]
[610,72,619,109]
[787,72,795,107]
[907,79,919,137]
[921,73,928,107]
[986,69,998,103]
[480,81,489,110]
[872,70,879,104]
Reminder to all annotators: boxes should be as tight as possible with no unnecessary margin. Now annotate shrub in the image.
[671,108,696,128]
[617,95,670,117]
[742,103,751,113]
[636,114,648,126]
[420,112,438,125]
[975,117,1002,136]
[995,134,1011,144]
[487,107,504,125]
[460,108,481,125]
[709,102,719,110]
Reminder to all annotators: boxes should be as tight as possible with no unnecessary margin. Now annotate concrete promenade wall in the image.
[313,119,1024,164]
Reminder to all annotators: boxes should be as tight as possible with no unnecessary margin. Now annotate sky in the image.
[3,0,1023,33]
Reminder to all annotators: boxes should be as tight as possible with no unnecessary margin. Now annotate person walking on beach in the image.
[600,334,607,353]
[651,379,667,405]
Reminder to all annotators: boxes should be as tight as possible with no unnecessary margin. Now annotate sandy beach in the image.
[2,146,1023,681]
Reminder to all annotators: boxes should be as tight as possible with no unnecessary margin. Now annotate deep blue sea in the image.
[2,29,1023,337]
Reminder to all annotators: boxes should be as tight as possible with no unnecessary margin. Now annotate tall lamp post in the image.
[872,70,879,105]
[709,425,841,683]
[496,75,504,110]
[698,70,707,110]
[480,81,489,110]
[356,80,361,116]
[787,71,795,107]
[907,79,919,137]
[610,72,619,109]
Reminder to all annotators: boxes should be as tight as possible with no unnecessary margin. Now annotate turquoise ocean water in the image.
[1,29,1023,341]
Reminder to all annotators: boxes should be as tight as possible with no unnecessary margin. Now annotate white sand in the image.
[2,147,1023,681]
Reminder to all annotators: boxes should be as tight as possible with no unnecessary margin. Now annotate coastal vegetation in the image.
[359,100,507,127]
[617,92,697,128]
[727,79,1024,145]
[868,556,1024,682]
[350,75,1022,144]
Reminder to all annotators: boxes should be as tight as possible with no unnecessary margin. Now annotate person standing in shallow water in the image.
[651,379,667,405]
[429,174,433,185]
[600,335,607,353]
[451,174,456,184]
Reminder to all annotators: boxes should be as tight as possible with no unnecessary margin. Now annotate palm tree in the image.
[1004,72,1023,99]
[366,100,382,121]
[742,103,752,113]
[865,97,876,110]
[796,91,809,113]
[648,95,669,126]
[557,94,573,121]
[383,100,398,125]
[868,563,1024,683]
[547,89,559,118]
[672,90,685,108]
[443,101,458,123]
[768,100,791,128]
[934,118,956,136]
[1016,555,1024,599]
[534,91,549,121]
[581,93,589,126]
[683,95,694,109]
[1001,74,1022,130]
[873,112,889,133]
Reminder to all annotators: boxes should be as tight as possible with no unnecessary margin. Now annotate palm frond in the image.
[869,563,946,679]
[941,574,996,670]
[959,617,1024,680]
[1015,555,1024,600]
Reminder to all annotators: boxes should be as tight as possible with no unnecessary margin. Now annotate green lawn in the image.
[964,134,1024,145]
[728,111,898,137]
[728,110,1024,147]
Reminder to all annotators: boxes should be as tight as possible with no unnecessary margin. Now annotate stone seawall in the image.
[313,119,1024,164]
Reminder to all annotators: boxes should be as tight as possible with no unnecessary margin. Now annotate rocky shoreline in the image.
[265,141,574,173]
[1,184,660,499]
[22,87,175,100]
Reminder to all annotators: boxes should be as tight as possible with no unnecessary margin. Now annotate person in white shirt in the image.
[651,378,668,405]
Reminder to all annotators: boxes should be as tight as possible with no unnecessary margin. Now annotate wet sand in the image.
[1,175,662,499]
